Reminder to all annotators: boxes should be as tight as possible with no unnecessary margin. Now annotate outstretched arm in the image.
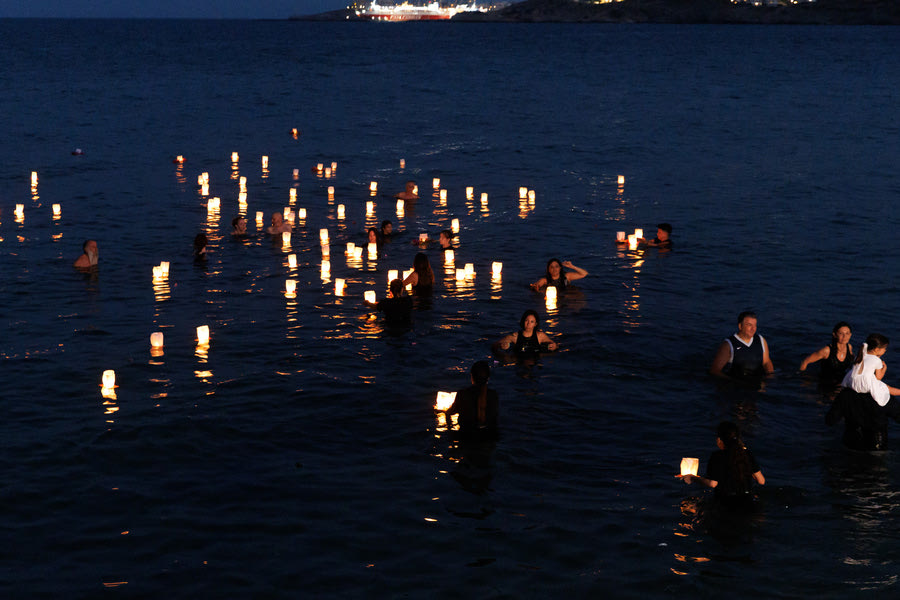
[562,260,587,282]
[800,346,830,371]
[492,333,516,354]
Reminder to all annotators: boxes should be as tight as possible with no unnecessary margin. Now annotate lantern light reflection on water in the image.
[321,259,331,274]
[680,457,699,477]
[321,243,330,258]
[435,391,457,411]
[419,233,428,243]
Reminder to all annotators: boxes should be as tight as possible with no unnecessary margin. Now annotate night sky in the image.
[0,0,351,18]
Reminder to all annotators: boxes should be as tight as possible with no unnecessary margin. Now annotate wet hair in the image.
[519,309,541,331]
[381,220,392,232]
[413,252,433,285]
[388,278,404,297]
[82,239,94,252]
[832,321,852,336]
[829,321,854,362]
[232,216,244,230]
[545,258,563,282]
[657,223,672,234]
[471,360,491,424]
[367,227,380,243]
[854,333,890,369]
[440,229,453,240]
[737,311,757,325]
[716,421,753,494]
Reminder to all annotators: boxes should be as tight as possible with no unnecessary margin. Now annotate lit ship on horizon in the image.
[356,1,490,21]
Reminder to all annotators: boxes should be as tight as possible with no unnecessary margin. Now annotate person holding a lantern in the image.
[679,421,765,510]
[529,258,587,292]
[443,360,499,440]
[709,311,774,383]
[364,279,413,327]
[403,253,434,297]
[644,223,673,249]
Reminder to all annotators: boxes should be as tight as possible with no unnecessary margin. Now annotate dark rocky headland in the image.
[296,0,900,24]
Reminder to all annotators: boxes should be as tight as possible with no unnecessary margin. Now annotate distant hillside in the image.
[451,0,900,24]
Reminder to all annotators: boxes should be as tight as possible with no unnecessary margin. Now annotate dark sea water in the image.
[2,19,899,598]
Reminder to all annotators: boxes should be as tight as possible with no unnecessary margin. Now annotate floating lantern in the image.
[285,279,297,297]
[388,269,398,284]
[346,242,356,255]
[14,204,24,217]
[261,156,269,169]
[435,391,457,411]
[369,181,378,192]
[396,199,404,212]
[634,228,644,240]
[102,370,116,389]
[255,211,264,227]
[628,234,638,251]
[321,260,331,274]
[175,155,184,164]
[419,233,429,243]
[320,229,329,244]
[159,262,169,277]
[432,178,440,189]
[328,186,335,196]
[321,244,330,258]
[412,185,418,195]
[400,158,406,169]
[444,249,454,262]
[290,188,297,201]
[287,211,296,225]
[316,163,324,173]
[238,192,247,205]
[519,187,528,199]
[297,208,306,219]
[324,167,332,178]
[353,246,364,260]
[367,243,377,260]
[202,172,209,184]
[492,262,503,276]
[546,286,558,301]
[680,457,699,477]
[282,232,291,246]
[451,218,460,233]
[231,152,239,162]
[439,189,447,201]
[455,268,466,281]
[196,325,210,345]
[364,290,376,304]
[618,175,625,185]
[617,231,626,242]
[152,266,163,280]
[150,332,164,348]
[201,183,209,196]
[52,204,61,217]
[335,278,346,295]
[366,201,374,215]
[480,192,488,203]
[291,128,298,137]
[288,254,297,269]
[528,190,535,202]
[207,197,220,213]
[465,263,475,278]
[337,204,345,219]
[31,172,38,186]
[466,186,474,199]
[331,162,337,171]
[283,206,291,219]
[239,176,247,188]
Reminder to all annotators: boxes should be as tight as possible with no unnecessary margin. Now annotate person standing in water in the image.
[709,311,774,382]
[73,239,99,269]
[444,360,499,439]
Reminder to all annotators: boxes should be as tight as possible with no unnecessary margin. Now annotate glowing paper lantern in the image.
[282,232,291,246]
[316,163,324,173]
[432,178,440,189]
[400,158,406,168]
[321,260,330,274]
[331,162,337,171]
[353,246,363,260]
[159,262,169,277]
[519,187,527,199]
[202,172,209,184]
[628,234,638,251]
[634,228,644,239]
[175,155,184,163]
[240,176,247,188]
[337,204,345,219]
[366,201,374,215]
[492,262,503,276]
[324,168,332,178]
[451,218,460,233]
[31,172,38,186]
[293,168,299,179]
[444,249,454,262]
[290,188,297,201]
[102,370,116,389]
[545,286,558,301]
[207,197,220,212]
[412,185,418,195]
[455,268,466,281]
[439,189,447,201]
[297,208,306,219]
[617,231,626,242]
[285,279,297,297]
[364,290,376,304]
[528,190,535,201]
[52,204,61,217]
[419,233,429,243]
[346,242,356,256]
[466,186,474,199]
[288,254,297,269]
[370,181,378,192]
[388,269,398,283]
[464,263,475,278]
[256,211,264,227]
[150,332,164,348]
[367,242,377,259]
[397,199,404,211]
[201,184,209,196]
[14,204,24,216]
[680,457,699,477]
[335,278,346,295]
[283,206,291,219]
[261,156,269,169]
[196,325,210,345]
[319,229,329,244]
[618,175,625,185]
[238,192,247,205]
[321,244,330,258]
[328,186,335,196]
[480,192,488,203]
[291,128,298,137]
[152,266,163,280]
[435,391,457,411]
[231,152,239,162]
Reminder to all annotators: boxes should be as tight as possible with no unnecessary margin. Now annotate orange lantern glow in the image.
[545,286,558,301]
[370,181,378,192]
[435,391,457,411]
[451,218,459,233]
[335,278,345,296]
[320,229,329,244]
[328,186,335,196]
[519,187,527,199]
[455,268,466,281]
[388,269,398,283]
[480,192,488,203]
[337,204,345,219]
[285,279,297,297]
[466,186,474,199]
[255,211,264,227]
[628,234,638,251]
[634,228,644,239]
[366,201,374,215]
[680,457,699,477]
[231,152,239,162]
[52,204,61,217]
[150,332,164,348]
[288,254,297,269]
[290,188,297,201]
[364,290,376,304]
[321,259,331,274]
[444,249,454,262]
[439,189,447,201]
[399,158,406,169]
[31,171,39,186]
[196,325,210,345]
[346,242,355,255]
[491,262,502,276]
[261,156,269,169]
[102,370,116,389]
[464,263,475,278]
[617,231,626,242]
[618,175,625,185]
[432,178,440,189]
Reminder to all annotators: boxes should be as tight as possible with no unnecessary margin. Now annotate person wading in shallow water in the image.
[73,239,99,269]
[709,311,774,383]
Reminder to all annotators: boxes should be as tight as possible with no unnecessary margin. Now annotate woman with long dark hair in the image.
[800,321,854,384]
[403,252,434,296]
[444,361,499,439]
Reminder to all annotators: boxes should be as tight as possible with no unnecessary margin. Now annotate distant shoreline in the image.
[292,0,900,25]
